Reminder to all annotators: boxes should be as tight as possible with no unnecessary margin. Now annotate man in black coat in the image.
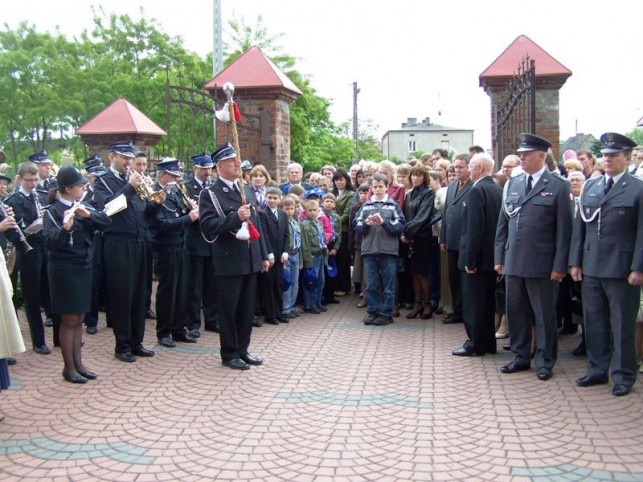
[184,153,219,337]
[199,143,269,370]
[439,154,472,324]
[453,154,502,356]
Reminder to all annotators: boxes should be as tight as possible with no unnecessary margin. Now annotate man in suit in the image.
[453,153,502,356]
[439,153,472,324]
[199,143,269,370]
[93,141,164,363]
[279,161,313,195]
[495,133,573,381]
[184,152,219,338]
[571,132,643,397]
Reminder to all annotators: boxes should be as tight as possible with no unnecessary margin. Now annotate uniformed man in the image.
[571,132,642,397]
[92,141,165,362]
[30,151,58,193]
[199,143,269,370]
[149,158,198,347]
[495,133,573,381]
[184,152,219,338]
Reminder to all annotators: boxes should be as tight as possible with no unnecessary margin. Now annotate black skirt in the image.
[407,236,431,275]
[48,266,93,314]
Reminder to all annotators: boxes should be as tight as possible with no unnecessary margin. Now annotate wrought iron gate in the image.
[493,58,536,162]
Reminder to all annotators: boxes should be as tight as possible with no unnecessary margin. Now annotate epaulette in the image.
[36,188,49,194]
[3,192,16,202]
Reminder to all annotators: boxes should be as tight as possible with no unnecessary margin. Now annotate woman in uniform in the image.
[43,166,110,383]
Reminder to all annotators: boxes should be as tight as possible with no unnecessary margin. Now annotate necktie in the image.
[605,177,614,195]
[526,175,533,196]
[292,222,301,250]
[233,182,240,194]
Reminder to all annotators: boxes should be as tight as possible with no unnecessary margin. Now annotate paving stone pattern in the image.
[1,296,642,481]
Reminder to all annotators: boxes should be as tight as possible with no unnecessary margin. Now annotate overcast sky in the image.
[4,0,642,153]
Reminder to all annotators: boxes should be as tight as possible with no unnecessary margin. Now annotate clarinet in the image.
[0,200,33,254]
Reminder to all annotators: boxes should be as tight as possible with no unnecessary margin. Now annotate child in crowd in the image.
[299,189,333,244]
[321,192,341,305]
[300,199,327,314]
[355,174,406,326]
[258,187,289,325]
[282,196,302,319]
[349,183,370,305]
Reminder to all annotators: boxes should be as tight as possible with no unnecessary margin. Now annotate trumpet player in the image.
[184,153,219,338]
[93,141,165,363]
[4,162,53,354]
[149,159,198,347]
[43,166,110,383]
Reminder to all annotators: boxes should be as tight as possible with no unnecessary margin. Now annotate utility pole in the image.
[353,82,360,162]
[213,0,223,143]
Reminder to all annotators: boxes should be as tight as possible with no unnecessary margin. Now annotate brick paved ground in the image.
[1,294,642,481]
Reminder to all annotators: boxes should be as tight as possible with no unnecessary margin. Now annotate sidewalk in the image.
[1,296,642,481]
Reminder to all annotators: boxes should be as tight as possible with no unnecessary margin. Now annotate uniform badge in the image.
[222,187,229,193]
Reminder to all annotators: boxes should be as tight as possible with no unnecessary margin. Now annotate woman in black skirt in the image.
[43,166,110,384]
[400,164,439,319]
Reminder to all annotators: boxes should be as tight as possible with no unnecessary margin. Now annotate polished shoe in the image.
[265,318,280,325]
[558,326,578,335]
[205,324,220,333]
[278,317,289,324]
[572,343,587,357]
[132,346,155,357]
[222,358,250,370]
[318,306,328,313]
[443,315,464,324]
[158,337,176,348]
[363,313,378,325]
[86,326,98,335]
[452,347,477,357]
[62,370,87,384]
[188,329,200,339]
[240,354,263,366]
[44,318,53,327]
[173,332,197,343]
[7,358,16,366]
[575,374,608,387]
[34,345,51,355]
[253,318,263,327]
[495,332,509,339]
[406,301,423,319]
[282,313,296,319]
[612,384,631,397]
[500,360,530,374]
[115,351,137,363]
[145,309,157,320]
[77,370,97,380]
[372,315,393,326]
[502,342,512,351]
[420,306,433,320]
[536,368,552,381]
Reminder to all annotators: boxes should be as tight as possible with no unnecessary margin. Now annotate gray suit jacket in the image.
[440,179,472,251]
[569,172,643,278]
[495,170,573,278]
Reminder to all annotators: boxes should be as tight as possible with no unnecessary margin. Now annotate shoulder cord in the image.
[576,180,602,236]
[200,189,225,244]
[502,180,522,218]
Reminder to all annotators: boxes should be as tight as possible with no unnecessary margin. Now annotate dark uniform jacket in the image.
[570,172,643,277]
[259,208,289,261]
[183,177,213,257]
[495,170,573,278]
[458,176,502,272]
[43,199,110,268]
[199,178,268,276]
[93,170,160,239]
[4,189,48,251]
[148,183,192,249]
[440,179,473,250]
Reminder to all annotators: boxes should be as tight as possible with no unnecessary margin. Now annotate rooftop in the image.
[75,98,166,136]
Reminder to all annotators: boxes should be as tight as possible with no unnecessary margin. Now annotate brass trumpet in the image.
[127,168,165,202]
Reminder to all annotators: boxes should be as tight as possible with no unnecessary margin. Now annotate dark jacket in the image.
[403,184,439,240]
[148,183,192,249]
[4,189,49,252]
[440,179,473,251]
[183,177,213,257]
[259,207,289,261]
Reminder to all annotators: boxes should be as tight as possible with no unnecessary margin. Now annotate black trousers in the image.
[427,237,441,305]
[260,263,284,319]
[186,254,218,331]
[155,246,189,339]
[336,231,352,293]
[216,273,257,361]
[18,243,46,347]
[462,270,497,354]
[103,236,147,354]
[84,232,104,328]
[145,241,155,312]
[447,250,463,317]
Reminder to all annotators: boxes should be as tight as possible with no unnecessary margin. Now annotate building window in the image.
[408,140,416,152]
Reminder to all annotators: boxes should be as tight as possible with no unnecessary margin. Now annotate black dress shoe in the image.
[558,326,578,335]
[34,345,51,355]
[283,313,296,319]
[502,342,512,351]
[265,318,280,325]
[537,368,552,380]
[132,346,155,357]
[252,319,263,327]
[86,326,98,335]
[572,343,587,357]
[145,309,157,320]
[158,337,176,348]
[318,306,328,313]
[240,354,263,366]
[77,370,97,380]
[500,360,530,374]
[205,324,220,333]
[62,370,87,384]
[443,316,464,325]
[7,358,16,366]
[612,384,631,397]
[115,352,137,363]
[44,318,53,327]
[173,332,197,343]
[304,308,321,314]
[373,315,393,326]
[188,329,200,338]
[452,347,477,357]
[575,374,608,387]
[278,317,289,324]
[222,358,250,370]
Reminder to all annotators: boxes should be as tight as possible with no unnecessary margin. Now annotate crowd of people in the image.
[1,131,642,420]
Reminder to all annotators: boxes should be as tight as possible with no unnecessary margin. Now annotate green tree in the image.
[626,127,643,146]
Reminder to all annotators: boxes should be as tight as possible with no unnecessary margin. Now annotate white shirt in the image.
[524,165,547,189]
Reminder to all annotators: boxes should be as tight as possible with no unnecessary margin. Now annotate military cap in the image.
[190,152,214,168]
[211,143,236,165]
[241,160,253,171]
[84,154,103,170]
[109,141,138,158]
[29,151,52,164]
[87,166,108,177]
[516,133,552,153]
[156,158,182,176]
[0,173,12,183]
[599,132,637,154]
